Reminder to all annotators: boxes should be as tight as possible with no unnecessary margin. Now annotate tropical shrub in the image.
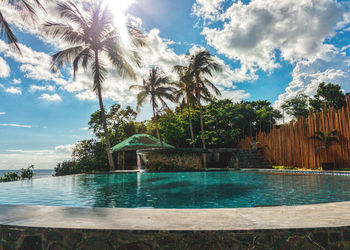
[0,165,35,182]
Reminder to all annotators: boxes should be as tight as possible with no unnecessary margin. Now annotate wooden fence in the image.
[238,96,350,169]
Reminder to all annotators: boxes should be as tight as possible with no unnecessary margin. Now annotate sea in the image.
[0,169,55,179]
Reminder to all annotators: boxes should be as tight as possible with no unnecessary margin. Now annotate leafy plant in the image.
[0,165,35,182]
[310,130,339,162]
[19,165,34,179]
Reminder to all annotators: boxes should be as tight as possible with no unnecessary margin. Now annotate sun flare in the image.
[106,0,137,46]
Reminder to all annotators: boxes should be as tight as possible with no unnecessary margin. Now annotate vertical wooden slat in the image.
[238,98,350,169]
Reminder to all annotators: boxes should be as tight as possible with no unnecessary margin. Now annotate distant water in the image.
[0,169,55,179]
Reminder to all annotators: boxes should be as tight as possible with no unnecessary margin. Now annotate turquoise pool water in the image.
[1,171,350,208]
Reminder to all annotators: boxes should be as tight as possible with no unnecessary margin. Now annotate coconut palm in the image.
[188,49,222,149]
[130,67,175,140]
[0,0,46,52]
[310,130,339,163]
[173,65,196,146]
[44,1,145,171]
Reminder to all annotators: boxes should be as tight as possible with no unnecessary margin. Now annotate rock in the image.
[118,242,152,250]
[66,232,82,247]
[49,242,68,250]
[20,236,42,250]
[2,230,21,241]
[46,231,63,242]
[80,237,113,250]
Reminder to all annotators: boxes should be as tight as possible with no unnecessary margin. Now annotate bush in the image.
[0,165,35,182]
[20,165,34,179]
[54,160,77,176]
[54,159,109,176]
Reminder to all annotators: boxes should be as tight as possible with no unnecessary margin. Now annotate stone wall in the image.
[1,225,350,249]
[138,149,204,171]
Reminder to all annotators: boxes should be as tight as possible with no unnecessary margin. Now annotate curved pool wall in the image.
[2,170,350,208]
[2,202,350,249]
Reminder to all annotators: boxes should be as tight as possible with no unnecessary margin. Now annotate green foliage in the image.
[20,165,35,179]
[54,161,77,176]
[88,105,146,146]
[156,99,281,148]
[55,139,109,176]
[282,82,346,119]
[0,165,35,182]
[309,82,346,112]
[281,94,310,118]
[272,166,297,170]
[130,67,176,140]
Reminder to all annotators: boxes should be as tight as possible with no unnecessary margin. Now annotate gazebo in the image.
[111,134,174,169]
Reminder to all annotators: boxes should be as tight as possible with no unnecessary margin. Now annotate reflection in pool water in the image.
[0,171,350,208]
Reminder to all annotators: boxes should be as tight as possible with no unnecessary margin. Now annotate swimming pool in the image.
[1,171,350,208]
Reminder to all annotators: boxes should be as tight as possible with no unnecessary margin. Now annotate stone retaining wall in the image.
[1,225,350,249]
[138,149,204,171]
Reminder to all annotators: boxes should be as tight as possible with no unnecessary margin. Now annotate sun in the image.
[106,0,137,46]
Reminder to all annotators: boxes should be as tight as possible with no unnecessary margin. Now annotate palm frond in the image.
[51,46,84,72]
[203,78,221,96]
[327,130,337,137]
[73,48,92,78]
[92,59,107,91]
[103,37,136,79]
[128,25,147,47]
[56,1,88,30]
[136,91,148,111]
[129,84,144,91]
[43,22,85,45]
[0,11,20,53]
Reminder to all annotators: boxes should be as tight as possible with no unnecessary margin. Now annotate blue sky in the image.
[0,0,349,169]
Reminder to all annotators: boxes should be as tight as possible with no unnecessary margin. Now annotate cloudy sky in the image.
[0,0,349,169]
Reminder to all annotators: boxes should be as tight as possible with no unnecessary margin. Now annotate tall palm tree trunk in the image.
[196,84,207,169]
[199,105,206,149]
[152,104,161,140]
[94,50,115,171]
[186,103,195,147]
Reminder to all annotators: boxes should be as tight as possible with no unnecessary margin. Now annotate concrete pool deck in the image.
[1,201,350,231]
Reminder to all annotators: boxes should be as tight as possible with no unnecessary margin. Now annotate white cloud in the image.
[12,78,21,84]
[192,0,225,21]
[196,0,349,77]
[54,144,75,154]
[39,93,62,102]
[0,1,249,111]
[1,144,75,169]
[274,46,350,109]
[0,56,10,77]
[218,87,251,102]
[3,86,22,95]
[0,124,32,128]
[29,85,55,92]
[0,112,5,115]
[80,127,89,131]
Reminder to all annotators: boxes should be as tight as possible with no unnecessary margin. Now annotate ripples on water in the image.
[0,171,350,208]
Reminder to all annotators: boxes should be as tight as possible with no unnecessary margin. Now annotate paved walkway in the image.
[1,202,350,230]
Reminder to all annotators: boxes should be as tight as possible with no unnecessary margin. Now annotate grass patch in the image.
[272,166,323,171]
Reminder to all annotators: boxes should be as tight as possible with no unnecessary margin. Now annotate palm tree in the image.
[310,130,339,163]
[188,49,222,149]
[44,1,145,171]
[130,67,175,140]
[0,0,46,52]
[173,65,196,146]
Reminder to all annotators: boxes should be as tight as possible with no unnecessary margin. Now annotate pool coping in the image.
[2,201,350,231]
[2,169,350,231]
